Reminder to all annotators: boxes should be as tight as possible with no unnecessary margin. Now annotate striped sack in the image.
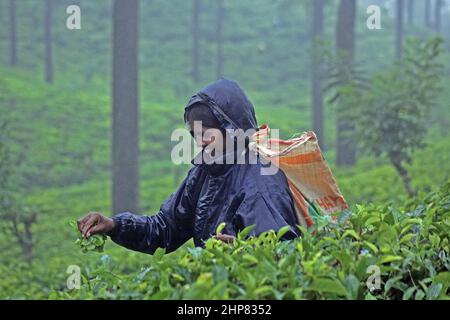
[249,124,348,228]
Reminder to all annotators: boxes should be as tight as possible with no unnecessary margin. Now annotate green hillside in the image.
[0,0,449,300]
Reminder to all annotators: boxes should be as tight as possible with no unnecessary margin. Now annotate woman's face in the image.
[189,123,229,157]
[190,124,222,147]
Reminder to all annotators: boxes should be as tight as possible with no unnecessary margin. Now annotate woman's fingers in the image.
[86,223,104,238]
[81,214,100,238]
[77,214,90,231]
[76,212,109,238]
[77,212,96,231]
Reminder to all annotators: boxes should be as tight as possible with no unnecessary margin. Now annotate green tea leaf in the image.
[216,222,226,234]
[276,225,291,240]
[378,255,403,264]
[307,278,348,296]
[238,224,255,239]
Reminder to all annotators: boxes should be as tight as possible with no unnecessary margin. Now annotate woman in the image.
[77,78,299,254]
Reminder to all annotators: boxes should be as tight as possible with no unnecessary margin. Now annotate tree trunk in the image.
[216,0,224,79]
[424,0,432,29]
[9,0,17,66]
[311,0,325,149]
[434,0,442,33]
[407,0,414,25]
[12,212,36,264]
[112,0,140,215]
[335,0,356,167]
[390,154,415,197]
[44,0,53,83]
[192,0,200,83]
[396,0,404,60]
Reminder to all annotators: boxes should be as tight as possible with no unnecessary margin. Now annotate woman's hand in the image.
[77,212,115,239]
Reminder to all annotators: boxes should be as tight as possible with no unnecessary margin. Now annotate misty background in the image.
[0,0,449,298]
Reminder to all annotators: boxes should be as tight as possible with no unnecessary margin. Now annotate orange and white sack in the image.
[250,124,348,228]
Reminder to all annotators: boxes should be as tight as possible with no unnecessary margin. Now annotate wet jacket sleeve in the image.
[108,168,198,254]
[232,191,299,240]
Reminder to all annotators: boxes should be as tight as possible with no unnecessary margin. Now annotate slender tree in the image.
[425,0,432,28]
[407,0,414,25]
[44,0,53,83]
[9,0,17,66]
[192,0,200,83]
[434,0,442,33]
[112,0,140,214]
[216,0,224,79]
[335,0,356,166]
[396,0,404,60]
[311,0,325,148]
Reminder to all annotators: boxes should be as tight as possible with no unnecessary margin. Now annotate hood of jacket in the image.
[184,78,259,176]
[184,77,258,132]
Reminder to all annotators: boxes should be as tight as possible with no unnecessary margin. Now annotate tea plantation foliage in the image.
[1,68,449,299]
[58,182,450,299]
[0,67,449,299]
[1,0,450,300]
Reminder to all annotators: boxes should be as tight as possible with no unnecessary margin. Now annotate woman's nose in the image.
[194,135,207,148]
[201,139,211,148]
[197,136,215,148]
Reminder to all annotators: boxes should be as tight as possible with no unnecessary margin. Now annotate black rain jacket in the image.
[109,78,299,254]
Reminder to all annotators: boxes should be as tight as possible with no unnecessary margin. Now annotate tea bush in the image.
[55,182,450,300]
